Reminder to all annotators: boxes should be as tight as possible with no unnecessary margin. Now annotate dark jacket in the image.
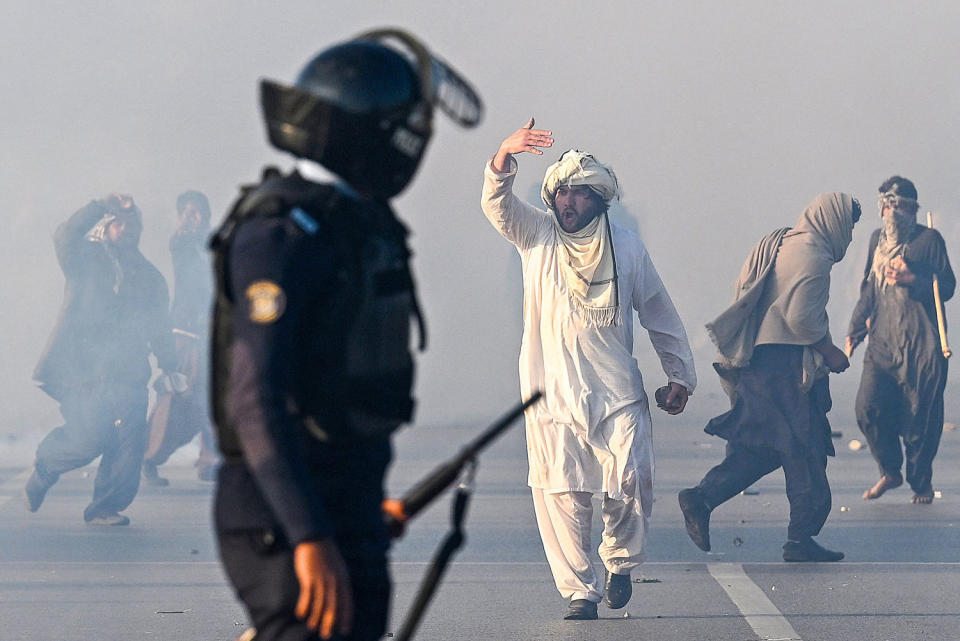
[169,229,213,335]
[849,225,954,411]
[34,201,176,400]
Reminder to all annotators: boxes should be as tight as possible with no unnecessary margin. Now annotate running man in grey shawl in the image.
[847,176,954,505]
[679,193,861,562]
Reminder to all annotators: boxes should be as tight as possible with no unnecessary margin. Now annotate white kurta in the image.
[481,158,697,503]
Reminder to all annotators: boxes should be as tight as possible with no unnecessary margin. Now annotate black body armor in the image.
[210,170,425,458]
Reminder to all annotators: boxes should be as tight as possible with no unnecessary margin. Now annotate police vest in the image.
[210,169,425,455]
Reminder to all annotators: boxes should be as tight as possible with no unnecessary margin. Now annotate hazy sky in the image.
[2,1,959,445]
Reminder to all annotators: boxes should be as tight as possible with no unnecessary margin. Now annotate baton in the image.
[926,211,952,359]
[387,391,542,641]
[382,391,542,529]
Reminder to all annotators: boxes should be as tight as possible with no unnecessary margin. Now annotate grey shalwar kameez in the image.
[849,225,954,497]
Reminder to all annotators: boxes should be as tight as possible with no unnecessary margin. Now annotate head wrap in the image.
[540,150,622,327]
[176,190,211,221]
[872,189,919,287]
[787,192,857,263]
[541,149,620,211]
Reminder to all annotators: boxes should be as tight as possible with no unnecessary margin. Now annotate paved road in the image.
[1,400,958,640]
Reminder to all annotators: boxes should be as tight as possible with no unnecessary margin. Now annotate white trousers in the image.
[531,488,647,602]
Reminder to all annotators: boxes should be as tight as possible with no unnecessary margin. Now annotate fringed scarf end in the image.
[572,295,621,327]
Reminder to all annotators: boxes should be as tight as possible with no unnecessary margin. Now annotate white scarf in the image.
[554,211,620,326]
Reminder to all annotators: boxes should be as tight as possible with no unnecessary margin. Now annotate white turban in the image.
[541,149,620,211]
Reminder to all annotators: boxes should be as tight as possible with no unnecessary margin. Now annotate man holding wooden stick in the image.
[847,176,954,504]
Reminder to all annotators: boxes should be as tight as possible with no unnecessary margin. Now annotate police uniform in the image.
[211,170,423,641]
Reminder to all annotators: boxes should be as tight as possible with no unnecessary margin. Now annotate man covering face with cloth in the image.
[480,119,696,620]
[847,176,954,505]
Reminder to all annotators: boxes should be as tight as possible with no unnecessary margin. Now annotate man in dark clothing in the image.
[847,176,954,505]
[211,29,481,641]
[26,193,179,526]
[143,190,220,486]
[679,193,861,562]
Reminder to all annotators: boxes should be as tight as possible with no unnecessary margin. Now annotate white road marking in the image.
[708,562,802,641]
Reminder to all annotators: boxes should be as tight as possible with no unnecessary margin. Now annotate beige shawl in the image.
[707,192,857,391]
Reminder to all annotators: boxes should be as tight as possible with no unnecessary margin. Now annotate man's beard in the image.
[882,208,916,245]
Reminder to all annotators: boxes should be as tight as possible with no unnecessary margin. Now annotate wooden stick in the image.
[927,211,952,358]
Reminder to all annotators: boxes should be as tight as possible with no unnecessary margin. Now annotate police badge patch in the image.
[245,280,286,323]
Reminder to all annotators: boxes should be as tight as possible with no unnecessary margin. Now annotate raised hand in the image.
[492,117,554,171]
[884,255,916,286]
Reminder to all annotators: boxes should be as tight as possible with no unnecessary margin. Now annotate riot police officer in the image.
[211,29,481,641]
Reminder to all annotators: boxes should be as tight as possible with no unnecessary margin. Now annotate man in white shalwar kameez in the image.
[480,119,697,620]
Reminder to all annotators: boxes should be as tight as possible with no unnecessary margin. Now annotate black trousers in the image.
[217,529,390,641]
[35,382,148,521]
[855,361,945,495]
[696,442,831,541]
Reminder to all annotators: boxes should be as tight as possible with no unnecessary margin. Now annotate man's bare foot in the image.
[910,492,934,504]
[862,475,903,500]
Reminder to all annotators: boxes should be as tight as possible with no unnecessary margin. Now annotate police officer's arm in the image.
[228,220,353,638]
[53,199,109,275]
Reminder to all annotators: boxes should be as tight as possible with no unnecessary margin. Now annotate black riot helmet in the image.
[260,28,483,200]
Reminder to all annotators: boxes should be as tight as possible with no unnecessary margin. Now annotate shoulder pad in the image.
[212,171,338,251]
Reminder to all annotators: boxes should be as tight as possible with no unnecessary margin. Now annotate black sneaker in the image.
[678,488,712,551]
[23,470,53,512]
[563,599,598,620]
[604,571,632,609]
[782,537,844,562]
[141,462,170,487]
